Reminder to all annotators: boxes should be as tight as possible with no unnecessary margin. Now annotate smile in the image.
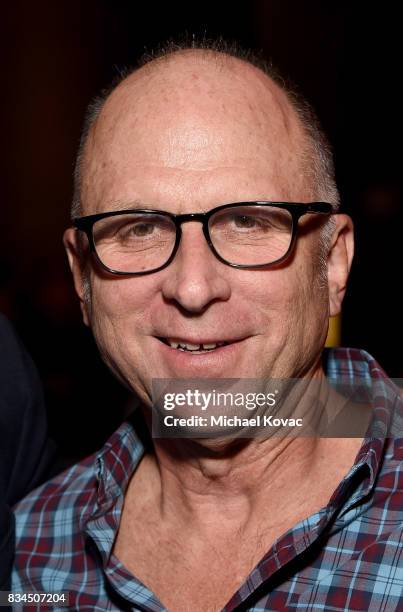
[157,338,230,353]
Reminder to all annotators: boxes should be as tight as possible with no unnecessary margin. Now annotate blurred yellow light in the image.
[326,314,341,347]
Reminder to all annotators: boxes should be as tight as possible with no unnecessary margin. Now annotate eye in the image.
[232,214,256,228]
[228,213,269,231]
[116,216,172,241]
[129,221,156,237]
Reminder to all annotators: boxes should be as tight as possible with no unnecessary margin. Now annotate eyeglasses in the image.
[73,201,334,276]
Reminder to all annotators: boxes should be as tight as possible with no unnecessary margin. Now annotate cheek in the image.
[88,276,155,364]
[87,277,157,392]
[90,276,152,320]
[246,269,305,319]
[249,262,327,340]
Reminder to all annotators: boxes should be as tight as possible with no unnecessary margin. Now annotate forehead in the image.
[81,52,312,213]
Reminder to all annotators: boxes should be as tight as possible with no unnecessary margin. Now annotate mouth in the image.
[156,337,233,354]
[153,334,251,376]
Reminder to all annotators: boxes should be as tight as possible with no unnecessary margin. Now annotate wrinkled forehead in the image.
[81,52,311,212]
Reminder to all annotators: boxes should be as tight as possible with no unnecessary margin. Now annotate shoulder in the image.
[14,453,96,534]
[12,420,141,592]
[12,454,97,587]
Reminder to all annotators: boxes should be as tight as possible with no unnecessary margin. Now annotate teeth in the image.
[166,338,228,351]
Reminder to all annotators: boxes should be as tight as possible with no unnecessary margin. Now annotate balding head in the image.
[72,44,339,219]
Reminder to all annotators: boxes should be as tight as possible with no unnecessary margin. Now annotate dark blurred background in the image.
[1,1,401,465]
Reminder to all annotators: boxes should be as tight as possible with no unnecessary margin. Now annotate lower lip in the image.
[154,338,245,376]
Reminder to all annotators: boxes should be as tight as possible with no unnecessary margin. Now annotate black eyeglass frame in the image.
[73,201,334,276]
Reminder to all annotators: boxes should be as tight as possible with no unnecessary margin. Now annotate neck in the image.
[152,435,320,523]
[133,367,360,532]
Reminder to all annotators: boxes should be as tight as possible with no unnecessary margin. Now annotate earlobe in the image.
[327,214,354,317]
[63,228,91,326]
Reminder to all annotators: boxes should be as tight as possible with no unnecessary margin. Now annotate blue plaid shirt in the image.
[12,348,403,610]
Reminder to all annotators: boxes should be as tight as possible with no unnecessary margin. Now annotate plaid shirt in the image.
[12,348,403,611]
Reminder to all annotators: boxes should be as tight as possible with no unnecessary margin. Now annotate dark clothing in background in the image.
[0,314,55,590]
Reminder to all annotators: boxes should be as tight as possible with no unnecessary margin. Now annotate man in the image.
[12,41,402,611]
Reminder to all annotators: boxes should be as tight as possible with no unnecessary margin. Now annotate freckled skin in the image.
[64,50,353,405]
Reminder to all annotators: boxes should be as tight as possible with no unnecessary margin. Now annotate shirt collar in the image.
[324,347,401,511]
[82,412,148,569]
[86,347,401,532]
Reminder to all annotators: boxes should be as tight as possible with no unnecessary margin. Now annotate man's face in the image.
[65,53,350,405]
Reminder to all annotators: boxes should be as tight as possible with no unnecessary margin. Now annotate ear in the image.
[63,228,91,326]
[327,214,354,317]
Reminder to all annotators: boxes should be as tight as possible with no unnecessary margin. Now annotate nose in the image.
[160,222,231,313]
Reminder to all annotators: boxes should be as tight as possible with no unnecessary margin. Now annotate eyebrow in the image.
[103,200,149,212]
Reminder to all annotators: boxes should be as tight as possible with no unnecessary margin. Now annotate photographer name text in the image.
[163,415,303,428]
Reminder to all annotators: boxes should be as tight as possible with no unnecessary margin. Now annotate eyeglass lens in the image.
[91,205,293,273]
